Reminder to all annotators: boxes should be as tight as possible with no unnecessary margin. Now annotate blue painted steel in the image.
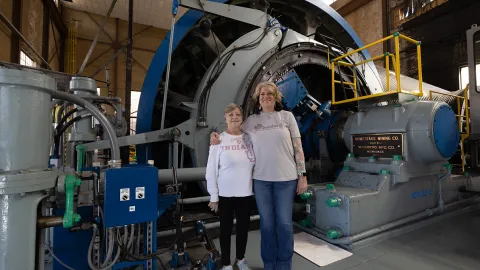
[320,100,332,114]
[52,207,93,270]
[300,112,339,159]
[158,194,178,217]
[172,0,179,15]
[103,166,159,228]
[136,0,227,164]
[432,105,460,158]
[113,261,147,270]
[136,0,371,163]
[277,71,308,110]
[142,221,157,270]
[411,189,433,199]
[275,70,339,159]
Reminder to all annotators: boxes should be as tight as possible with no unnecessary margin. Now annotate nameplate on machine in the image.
[352,133,403,158]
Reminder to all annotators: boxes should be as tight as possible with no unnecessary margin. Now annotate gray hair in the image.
[224,103,243,114]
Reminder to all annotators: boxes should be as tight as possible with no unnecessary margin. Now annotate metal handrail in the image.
[331,32,423,105]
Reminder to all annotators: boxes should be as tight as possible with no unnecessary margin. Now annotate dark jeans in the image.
[254,179,297,270]
[219,196,253,266]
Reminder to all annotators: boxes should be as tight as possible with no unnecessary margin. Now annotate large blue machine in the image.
[2,1,478,270]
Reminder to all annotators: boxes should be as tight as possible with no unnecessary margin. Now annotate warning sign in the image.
[352,133,403,158]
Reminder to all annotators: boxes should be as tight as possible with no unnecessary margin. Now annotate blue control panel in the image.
[103,166,158,228]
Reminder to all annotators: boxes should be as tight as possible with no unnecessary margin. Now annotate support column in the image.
[122,0,134,164]
[42,1,50,69]
[10,0,21,63]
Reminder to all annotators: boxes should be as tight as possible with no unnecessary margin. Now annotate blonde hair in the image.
[224,103,243,114]
[251,82,283,113]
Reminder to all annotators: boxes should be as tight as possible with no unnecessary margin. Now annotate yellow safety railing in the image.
[428,84,470,172]
[331,32,423,105]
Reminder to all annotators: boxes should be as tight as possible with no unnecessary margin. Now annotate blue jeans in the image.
[254,179,297,270]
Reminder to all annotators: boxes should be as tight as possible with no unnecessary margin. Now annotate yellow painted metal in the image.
[399,34,419,44]
[394,36,401,92]
[330,33,424,105]
[331,61,335,103]
[332,91,403,105]
[337,61,354,67]
[465,84,470,135]
[417,44,423,96]
[353,73,357,97]
[66,21,77,75]
[334,80,355,86]
[457,97,462,131]
[354,54,384,66]
[333,34,394,61]
[386,55,390,91]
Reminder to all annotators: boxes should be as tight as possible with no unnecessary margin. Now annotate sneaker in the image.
[221,266,233,270]
[236,258,252,270]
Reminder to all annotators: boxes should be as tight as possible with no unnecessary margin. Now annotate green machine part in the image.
[63,174,82,228]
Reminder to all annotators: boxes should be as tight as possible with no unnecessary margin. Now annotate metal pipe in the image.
[0,10,52,69]
[24,88,121,164]
[178,196,210,204]
[157,215,260,237]
[180,144,185,168]
[77,0,118,75]
[160,11,177,130]
[158,167,206,184]
[173,141,179,168]
[168,143,173,169]
[75,95,122,102]
[296,196,480,246]
[38,216,63,228]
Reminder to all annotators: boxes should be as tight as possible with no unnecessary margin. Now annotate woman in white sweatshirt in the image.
[205,103,255,270]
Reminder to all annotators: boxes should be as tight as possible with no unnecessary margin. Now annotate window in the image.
[399,0,435,20]
[459,65,480,90]
[20,51,37,67]
[322,0,337,5]
[130,91,141,135]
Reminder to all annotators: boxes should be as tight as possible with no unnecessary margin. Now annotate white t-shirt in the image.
[243,110,301,182]
[205,132,255,202]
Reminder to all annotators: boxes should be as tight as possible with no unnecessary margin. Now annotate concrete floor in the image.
[45,205,480,269]
[212,206,480,270]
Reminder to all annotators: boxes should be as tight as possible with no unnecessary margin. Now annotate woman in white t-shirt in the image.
[205,103,255,270]
[210,82,308,270]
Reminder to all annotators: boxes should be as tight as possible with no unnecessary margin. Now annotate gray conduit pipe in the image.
[178,196,211,204]
[33,89,121,163]
[296,196,480,246]
[157,215,260,237]
[75,95,122,102]
[158,167,207,184]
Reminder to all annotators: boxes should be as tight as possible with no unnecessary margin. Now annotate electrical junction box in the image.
[103,166,158,228]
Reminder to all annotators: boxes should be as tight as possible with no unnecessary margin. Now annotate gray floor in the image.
[44,206,480,269]
[214,207,480,270]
